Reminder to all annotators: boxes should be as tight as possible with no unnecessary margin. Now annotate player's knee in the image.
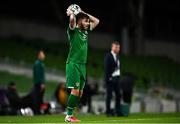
[71,89,80,96]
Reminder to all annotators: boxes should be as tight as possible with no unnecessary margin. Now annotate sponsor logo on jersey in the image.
[76,82,80,87]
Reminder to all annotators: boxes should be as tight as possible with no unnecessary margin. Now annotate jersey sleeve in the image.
[67,26,75,41]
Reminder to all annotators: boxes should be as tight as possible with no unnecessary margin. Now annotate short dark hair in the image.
[76,12,89,23]
[8,81,16,88]
[111,41,120,46]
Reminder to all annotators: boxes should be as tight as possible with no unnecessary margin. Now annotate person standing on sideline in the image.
[65,5,99,122]
[32,50,46,115]
[104,41,121,117]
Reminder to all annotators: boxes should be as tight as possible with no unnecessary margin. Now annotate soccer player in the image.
[65,7,99,122]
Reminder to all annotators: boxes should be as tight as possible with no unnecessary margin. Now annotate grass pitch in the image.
[0,113,180,123]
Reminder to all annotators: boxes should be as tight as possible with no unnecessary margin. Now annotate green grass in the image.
[0,113,180,123]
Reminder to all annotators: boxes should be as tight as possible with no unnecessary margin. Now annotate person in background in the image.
[5,81,33,115]
[121,72,135,105]
[104,41,121,117]
[32,50,46,115]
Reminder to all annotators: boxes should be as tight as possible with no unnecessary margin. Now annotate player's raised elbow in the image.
[90,18,100,30]
[96,18,100,26]
[93,18,100,29]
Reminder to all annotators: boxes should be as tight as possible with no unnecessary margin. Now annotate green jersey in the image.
[66,27,88,64]
[33,59,45,84]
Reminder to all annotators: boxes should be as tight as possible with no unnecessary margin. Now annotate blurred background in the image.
[0,0,180,115]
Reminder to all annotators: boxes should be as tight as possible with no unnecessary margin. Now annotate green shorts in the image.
[66,62,86,90]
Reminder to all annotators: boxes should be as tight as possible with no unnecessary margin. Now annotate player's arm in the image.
[82,11,100,30]
[66,9,76,30]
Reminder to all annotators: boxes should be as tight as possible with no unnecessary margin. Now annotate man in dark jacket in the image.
[104,41,121,116]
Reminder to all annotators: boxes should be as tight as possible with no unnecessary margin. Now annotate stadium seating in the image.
[0,37,180,89]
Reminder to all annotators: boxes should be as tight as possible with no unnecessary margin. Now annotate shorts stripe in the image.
[67,86,74,89]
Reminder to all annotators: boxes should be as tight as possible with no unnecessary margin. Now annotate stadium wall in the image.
[144,39,180,62]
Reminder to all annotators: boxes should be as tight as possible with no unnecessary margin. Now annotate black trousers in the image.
[32,84,45,115]
[106,76,121,115]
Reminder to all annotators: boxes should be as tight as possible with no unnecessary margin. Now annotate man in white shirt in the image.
[104,41,121,116]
